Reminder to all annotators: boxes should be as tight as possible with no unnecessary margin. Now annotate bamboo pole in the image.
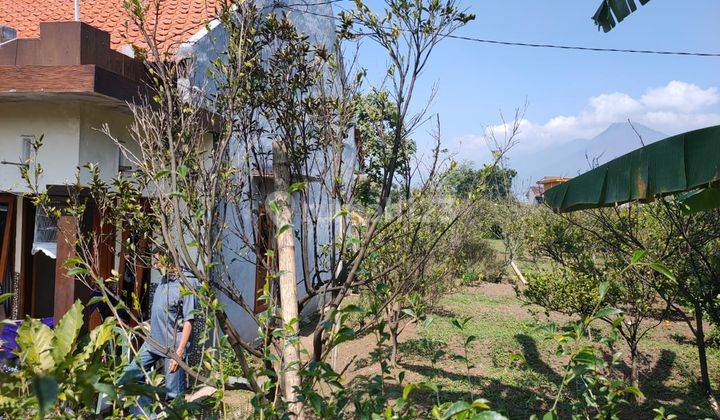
[271,140,303,416]
[510,259,527,285]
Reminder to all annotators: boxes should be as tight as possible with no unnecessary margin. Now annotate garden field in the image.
[225,279,720,419]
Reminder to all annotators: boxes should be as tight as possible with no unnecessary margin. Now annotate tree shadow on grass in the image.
[515,333,562,384]
[510,335,712,419]
[513,335,713,419]
[395,323,715,417]
[397,362,561,418]
[635,349,716,419]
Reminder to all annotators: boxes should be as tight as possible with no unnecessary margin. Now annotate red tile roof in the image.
[0,0,220,54]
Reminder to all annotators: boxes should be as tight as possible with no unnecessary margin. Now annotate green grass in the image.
[397,284,720,419]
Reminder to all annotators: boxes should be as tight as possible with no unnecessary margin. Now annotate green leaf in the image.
[77,318,116,365]
[441,401,472,418]
[630,249,646,264]
[177,164,189,179]
[598,281,610,300]
[52,300,84,364]
[275,223,293,237]
[33,375,58,415]
[86,295,105,307]
[309,393,324,413]
[93,382,117,398]
[154,169,171,180]
[475,411,509,420]
[624,386,644,398]
[509,353,526,366]
[288,181,307,193]
[268,200,280,215]
[574,348,602,366]
[471,399,491,410]
[0,292,13,305]
[402,381,437,401]
[595,307,623,319]
[402,308,417,319]
[402,383,415,400]
[67,267,90,277]
[542,411,559,420]
[650,262,676,281]
[333,327,356,345]
[340,304,364,314]
[16,318,55,373]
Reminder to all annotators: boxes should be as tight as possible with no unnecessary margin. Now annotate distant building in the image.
[527,176,571,204]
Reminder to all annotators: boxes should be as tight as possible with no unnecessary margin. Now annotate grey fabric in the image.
[148,274,199,356]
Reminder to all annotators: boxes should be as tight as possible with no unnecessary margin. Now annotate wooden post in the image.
[271,140,303,416]
[510,260,527,285]
[0,194,15,320]
[53,214,77,321]
[14,198,23,317]
[89,208,114,328]
[20,198,36,317]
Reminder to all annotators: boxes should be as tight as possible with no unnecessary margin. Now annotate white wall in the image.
[0,101,139,193]
[0,101,81,193]
[78,103,136,185]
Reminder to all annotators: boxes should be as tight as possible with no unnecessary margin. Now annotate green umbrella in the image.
[544,125,720,212]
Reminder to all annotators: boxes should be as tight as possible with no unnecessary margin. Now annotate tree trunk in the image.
[695,306,720,418]
[628,344,644,404]
[272,140,303,416]
[389,324,399,366]
[215,309,263,394]
[387,302,401,366]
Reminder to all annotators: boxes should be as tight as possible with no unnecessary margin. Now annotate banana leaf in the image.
[677,186,720,214]
[544,125,720,212]
[593,0,652,32]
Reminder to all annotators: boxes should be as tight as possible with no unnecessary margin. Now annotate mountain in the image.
[511,122,667,191]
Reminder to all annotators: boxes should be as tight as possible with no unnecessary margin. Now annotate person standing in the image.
[121,254,199,405]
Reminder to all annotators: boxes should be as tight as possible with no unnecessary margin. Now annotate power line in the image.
[277,3,720,58]
[445,34,720,57]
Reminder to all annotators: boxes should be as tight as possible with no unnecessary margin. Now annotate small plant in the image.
[450,317,478,400]
[460,270,481,285]
[537,282,643,419]
[652,406,678,420]
[431,398,507,420]
[417,317,446,406]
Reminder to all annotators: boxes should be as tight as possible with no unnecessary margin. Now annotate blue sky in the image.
[332,0,720,166]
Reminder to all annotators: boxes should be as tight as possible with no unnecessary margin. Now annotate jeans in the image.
[121,342,186,408]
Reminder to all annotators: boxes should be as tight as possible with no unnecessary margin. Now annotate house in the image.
[526,186,544,204]
[0,0,346,342]
[527,176,571,204]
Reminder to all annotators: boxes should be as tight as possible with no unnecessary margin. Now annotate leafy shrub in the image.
[707,326,720,349]
[0,301,121,417]
[460,269,480,285]
[450,229,505,284]
[522,265,612,317]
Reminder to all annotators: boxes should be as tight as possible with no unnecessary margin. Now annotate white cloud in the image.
[454,81,720,156]
[641,81,718,113]
[586,92,642,123]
